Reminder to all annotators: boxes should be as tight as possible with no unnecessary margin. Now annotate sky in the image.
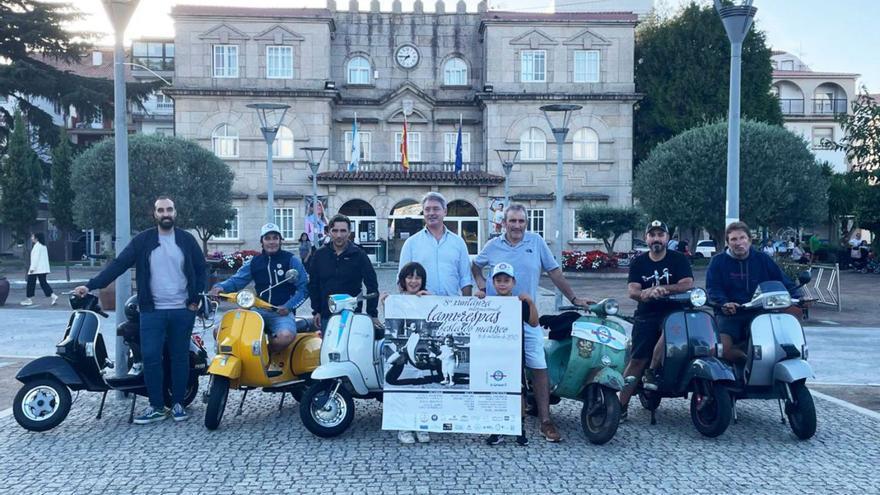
[70,0,880,92]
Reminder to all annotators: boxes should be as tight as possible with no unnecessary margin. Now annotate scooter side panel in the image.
[747,314,779,387]
[774,359,814,383]
[312,362,369,395]
[545,338,582,398]
[290,333,322,377]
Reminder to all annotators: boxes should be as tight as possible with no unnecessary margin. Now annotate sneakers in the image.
[50,293,59,305]
[171,403,188,422]
[128,362,144,376]
[415,431,431,443]
[133,406,169,425]
[642,368,661,391]
[516,433,529,446]
[397,430,416,444]
[486,433,528,446]
[19,298,33,306]
[485,434,503,445]
[540,420,562,442]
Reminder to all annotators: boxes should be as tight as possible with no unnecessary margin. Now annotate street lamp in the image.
[541,103,582,310]
[715,0,757,227]
[303,146,328,222]
[101,0,140,381]
[495,148,520,206]
[247,103,290,223]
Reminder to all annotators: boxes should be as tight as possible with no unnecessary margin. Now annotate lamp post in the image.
[540,103,581,310]
[715,0,757,227]
[495,148,519,207]
[247,103,290,223]
[101,0,140,381]
[303,146,328,220]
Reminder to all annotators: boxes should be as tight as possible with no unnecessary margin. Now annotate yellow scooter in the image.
[203,270,321,430]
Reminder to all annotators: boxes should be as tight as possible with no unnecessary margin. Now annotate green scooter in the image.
[537,299,628,445]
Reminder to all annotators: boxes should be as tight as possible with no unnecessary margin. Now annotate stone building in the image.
[168,2,639,260]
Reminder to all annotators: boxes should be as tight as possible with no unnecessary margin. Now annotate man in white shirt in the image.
[398,192,473,296]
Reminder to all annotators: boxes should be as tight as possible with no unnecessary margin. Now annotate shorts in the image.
[523,324,548,369]
[716,313,753,343]
[630,315,664,360]
[255,308,298,338]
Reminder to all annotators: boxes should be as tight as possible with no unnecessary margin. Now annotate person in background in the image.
[21,232,58,306]
[299,232,312,266]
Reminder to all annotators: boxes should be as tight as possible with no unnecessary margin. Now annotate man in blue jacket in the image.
[74,197,207,424]
[706,221,799,364]
[209,223,309,356]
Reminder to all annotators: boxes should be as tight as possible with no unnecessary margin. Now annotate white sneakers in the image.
[19,298,33,306]
[50,293,58,305]
[19,294,58,306]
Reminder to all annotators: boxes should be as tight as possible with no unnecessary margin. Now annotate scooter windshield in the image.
[752,281,789,298]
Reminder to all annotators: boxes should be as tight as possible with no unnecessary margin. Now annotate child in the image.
[480,262,538,447]
[437,335,458,386]
[381,261,432,445]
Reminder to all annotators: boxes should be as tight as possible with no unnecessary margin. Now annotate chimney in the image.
[92,51,103,66]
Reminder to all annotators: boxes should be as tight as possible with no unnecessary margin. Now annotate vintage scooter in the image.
[299,292,381,438]
[13,293,210,432]
[636,288,736,438]
[539,299,628,445]
[203,269,322,430]
[723,273,817,440]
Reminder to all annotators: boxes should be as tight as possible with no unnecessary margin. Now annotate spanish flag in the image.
[401,120,409,172]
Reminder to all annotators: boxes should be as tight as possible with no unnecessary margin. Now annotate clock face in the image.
[395,45,419,69]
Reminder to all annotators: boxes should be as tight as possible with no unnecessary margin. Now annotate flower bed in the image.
[562,250,620,271]
[207,250,260,272]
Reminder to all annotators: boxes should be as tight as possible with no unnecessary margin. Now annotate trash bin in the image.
[377,239,387,264]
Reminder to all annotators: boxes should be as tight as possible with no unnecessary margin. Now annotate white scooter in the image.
[299,293,382,437]
[725,271,817,440]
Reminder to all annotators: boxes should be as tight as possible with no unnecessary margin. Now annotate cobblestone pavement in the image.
[0,381,878,494]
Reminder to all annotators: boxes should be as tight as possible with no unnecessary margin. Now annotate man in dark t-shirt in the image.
[618,221,694,420]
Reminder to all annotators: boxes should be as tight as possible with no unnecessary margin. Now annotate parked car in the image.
[694,240,717,258]
[632,239,649,253]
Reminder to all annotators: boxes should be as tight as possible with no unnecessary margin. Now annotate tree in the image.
[49,127,76,280]
[634,2,783,165]
[634,120,828,243]
[0,0,157,149]
[71,134,235,252]
[0,111,42,249]
[575,205,642,253]
[827,90,880,245]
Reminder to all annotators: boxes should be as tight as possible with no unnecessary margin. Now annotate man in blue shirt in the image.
[398,192,473,296]
[209,223,308,355]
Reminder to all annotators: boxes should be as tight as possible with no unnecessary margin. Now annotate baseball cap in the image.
[645,220,669,235]
[491,262,516,279]
[260,223,282,239]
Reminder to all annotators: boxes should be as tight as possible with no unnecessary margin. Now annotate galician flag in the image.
[454,123,463,174]
[348,116,360,172]
[401,120,410,172]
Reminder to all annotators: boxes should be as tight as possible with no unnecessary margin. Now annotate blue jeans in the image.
[254,308,297,338]
[140,308,195,409]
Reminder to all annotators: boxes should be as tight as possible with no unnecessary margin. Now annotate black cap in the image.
[645,220,669,235]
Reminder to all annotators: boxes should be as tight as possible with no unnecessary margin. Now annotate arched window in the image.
[212,124,238,158]
[520,127,546,161]
[444,57,468,86]
[572,127,599,161]
[272,125,294,158]
[347,56,371,85]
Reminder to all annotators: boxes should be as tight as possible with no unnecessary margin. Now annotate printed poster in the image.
[381,295,522,435]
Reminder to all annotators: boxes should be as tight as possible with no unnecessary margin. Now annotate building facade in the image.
[169,3,639,260]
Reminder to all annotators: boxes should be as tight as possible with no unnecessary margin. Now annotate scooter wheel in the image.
[580,384,621,445]
[164,373,200,408]
[204,376,229,431]
[13,378,72,432]
[300,381,355,438]
[786,380,817,440]
[690,380,732,438]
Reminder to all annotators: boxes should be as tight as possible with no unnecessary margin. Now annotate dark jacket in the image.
[86,227,207,312]
[308,242,378,318]
[216,249,308,311]
[706,247,798,306]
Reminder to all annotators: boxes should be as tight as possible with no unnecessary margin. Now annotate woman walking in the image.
[21,232,58,306]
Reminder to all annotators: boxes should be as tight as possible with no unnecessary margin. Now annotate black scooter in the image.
[635,288,736,438]
[13,293,211,432]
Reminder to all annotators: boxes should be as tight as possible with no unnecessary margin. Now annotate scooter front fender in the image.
[587,367,626,391]
[312,362,369,395]
[207,354,242,380]
[16,356,84,388]
[684,357,735,384]
[774,359,814,383]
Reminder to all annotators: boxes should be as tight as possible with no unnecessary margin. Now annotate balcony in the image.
[812,98,848,115]
[317,161,503,185]
[779,98,805,115]
[778,98,848,117]
[334,161,486,173]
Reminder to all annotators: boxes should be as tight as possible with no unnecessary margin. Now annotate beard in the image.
[650,242,664,253]
[158,217,174,229]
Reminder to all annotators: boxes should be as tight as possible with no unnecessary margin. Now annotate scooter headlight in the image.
[763,293,791,309]
[328,297,338,314]
[689,288,707,308]
[236,291,256,309]
[603,299,619,316]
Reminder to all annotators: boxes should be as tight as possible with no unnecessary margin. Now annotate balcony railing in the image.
[812,98,847,115]
[335,161,486,173]
[779,98,805,115]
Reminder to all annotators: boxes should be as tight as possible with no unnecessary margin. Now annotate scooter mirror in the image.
[283,269,298,281]
[797,270,812,285]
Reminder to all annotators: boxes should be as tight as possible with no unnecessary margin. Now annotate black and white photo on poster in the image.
[381,295,522,435]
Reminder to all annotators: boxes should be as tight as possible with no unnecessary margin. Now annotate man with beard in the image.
[74,197,207,424]
[618,220,693,421]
